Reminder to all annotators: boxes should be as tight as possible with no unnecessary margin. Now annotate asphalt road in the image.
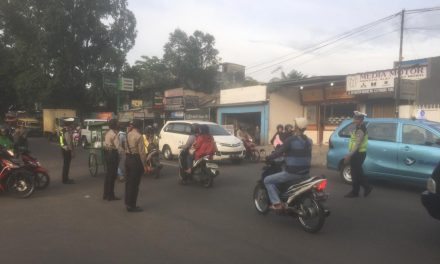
[1,138,439,264]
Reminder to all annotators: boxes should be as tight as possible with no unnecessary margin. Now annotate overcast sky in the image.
[126,0,440,82]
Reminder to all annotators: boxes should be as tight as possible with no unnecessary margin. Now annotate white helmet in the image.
[294,117,308,130]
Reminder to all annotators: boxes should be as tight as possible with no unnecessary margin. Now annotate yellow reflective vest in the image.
[349,128,368,153]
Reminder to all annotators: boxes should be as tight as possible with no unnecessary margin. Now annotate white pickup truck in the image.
[80,119,107,148]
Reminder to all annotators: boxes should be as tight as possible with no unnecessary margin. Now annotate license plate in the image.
[206,163,218,169]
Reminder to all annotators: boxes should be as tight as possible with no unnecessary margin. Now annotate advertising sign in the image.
[185,108,210,121]
[346,65,427,95]
[119,78,134,92]
[131,100,143,108]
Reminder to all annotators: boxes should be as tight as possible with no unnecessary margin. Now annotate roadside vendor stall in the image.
[86,122,109,177]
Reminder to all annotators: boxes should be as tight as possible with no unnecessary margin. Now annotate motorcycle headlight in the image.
[427,178,436,194]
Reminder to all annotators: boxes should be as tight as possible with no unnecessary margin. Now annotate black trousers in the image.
[104,149,119,199]
[125,154,143,208]
[61,149,72,183]
[350,151,369,195]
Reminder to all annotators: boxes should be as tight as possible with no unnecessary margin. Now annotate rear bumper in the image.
[421,191,440,220]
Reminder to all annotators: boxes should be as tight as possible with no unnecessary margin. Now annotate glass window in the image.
[305,105,317,125]
[207,124,230,136]
[402,125,440,147]
[338,123,356,138]
[325,104,356,126]
[164,124,174,132]
[367,123,397,142]
[171,123,186,134]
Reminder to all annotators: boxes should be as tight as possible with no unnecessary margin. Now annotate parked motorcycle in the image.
[178,148,219,188]
[243,136,262,162]
[253,158,330,233]
[19,150,50,190]
[0,148,35,198]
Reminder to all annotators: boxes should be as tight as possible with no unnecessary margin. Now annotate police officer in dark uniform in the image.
[125,120,147,212]
[60,118,75,184]
[344,111,373,198]
[103,119,120,201]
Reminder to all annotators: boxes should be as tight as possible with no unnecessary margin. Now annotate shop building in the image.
[216,85,269,145]
[268,76,357,145]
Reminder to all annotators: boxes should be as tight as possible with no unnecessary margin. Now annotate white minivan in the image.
[159,120,246,161]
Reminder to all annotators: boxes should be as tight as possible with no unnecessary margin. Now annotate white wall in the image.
[400,104,440,122]
[268,87,303,142]
[220,85,267,104]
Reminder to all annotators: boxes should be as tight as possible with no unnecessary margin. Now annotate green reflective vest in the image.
[59,131,66,147]
[349,129,368,153]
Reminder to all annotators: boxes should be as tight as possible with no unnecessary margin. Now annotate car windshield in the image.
[207,124,231,136]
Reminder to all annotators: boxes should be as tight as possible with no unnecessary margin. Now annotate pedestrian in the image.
[124,120,147,212]
[60,118,75,184]
[255,125,260,145]
[344,111,373,198]
[103,119,120,201]
[117,122,127,182]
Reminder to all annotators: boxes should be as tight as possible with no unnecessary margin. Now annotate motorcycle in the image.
[0,147,35,198]
[243,136,263,162]
[253,158,330,233]
[19,150,50,190]
[144,142,163,179]
[178,148,219,188]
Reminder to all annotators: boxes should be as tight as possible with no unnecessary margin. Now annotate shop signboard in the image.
[153,92,164,109]
[185,108,210,121]
[184,96,199,109]
[164,97,184,111]
[131,100,143,108]
[164,88,184,98]
[118,77,134,92]
[170,111,184,119]
[346,65,427,95]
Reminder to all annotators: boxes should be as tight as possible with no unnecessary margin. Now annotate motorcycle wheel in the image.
[250,149,260,163]
[201,170,213,188]
[297,196,326,233]
[36,172,50,190]
[253,183,269,215]
[7,169,36,198]
[88,153,98,177]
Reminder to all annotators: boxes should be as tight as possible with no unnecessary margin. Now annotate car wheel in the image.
[340,163,352,184]
[162,145,173,160]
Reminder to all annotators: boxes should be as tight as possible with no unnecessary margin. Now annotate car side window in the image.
[164,124,174,132]
[367,123,397,142]
[183,124,192,134]
[338,123,356,138]
[402,125,440,147]
[171,123,186,134]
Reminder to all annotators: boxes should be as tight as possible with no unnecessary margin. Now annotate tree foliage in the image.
[0,0,137,113]
[269,68,308,83]
[163,29,220,92]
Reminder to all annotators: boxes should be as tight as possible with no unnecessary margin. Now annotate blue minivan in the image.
[327,118,440,185]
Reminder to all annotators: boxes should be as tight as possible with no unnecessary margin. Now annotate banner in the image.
[185,108,210,121]
[346,65,427,95]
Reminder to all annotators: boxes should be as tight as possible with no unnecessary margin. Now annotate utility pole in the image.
[395,9,405,118]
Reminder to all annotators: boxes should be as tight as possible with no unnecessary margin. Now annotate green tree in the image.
[269,67,308,83]
[0,0,137,113]
[163,29,219,92]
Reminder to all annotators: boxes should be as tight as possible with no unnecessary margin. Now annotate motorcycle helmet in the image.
[294,117,308,130]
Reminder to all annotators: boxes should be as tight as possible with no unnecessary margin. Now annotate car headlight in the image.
[427,178,436,194]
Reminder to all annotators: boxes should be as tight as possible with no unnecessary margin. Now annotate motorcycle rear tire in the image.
[7,169,36,198]
[297,196,325,233]
[253,183,269,215]
[201,172,213,188]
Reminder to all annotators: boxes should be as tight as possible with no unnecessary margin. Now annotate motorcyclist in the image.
[264,117,312,211]
[192,124,217,162]
[182,123,200,174]
[270,124,284,149]
[280,124,294,142]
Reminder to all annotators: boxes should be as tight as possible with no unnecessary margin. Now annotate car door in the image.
[160,123,175,152]
[397,123,440,182]
[171,123,189,153]
[363,121,399,178]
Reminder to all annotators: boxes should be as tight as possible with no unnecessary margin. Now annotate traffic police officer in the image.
[60,118,75,184]
[103,119,120,201]
[125,120,147,212]
[344,111,373,198]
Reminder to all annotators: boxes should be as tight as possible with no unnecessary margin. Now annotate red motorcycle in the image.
[20,150,50,190]
[0,148,35,198]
